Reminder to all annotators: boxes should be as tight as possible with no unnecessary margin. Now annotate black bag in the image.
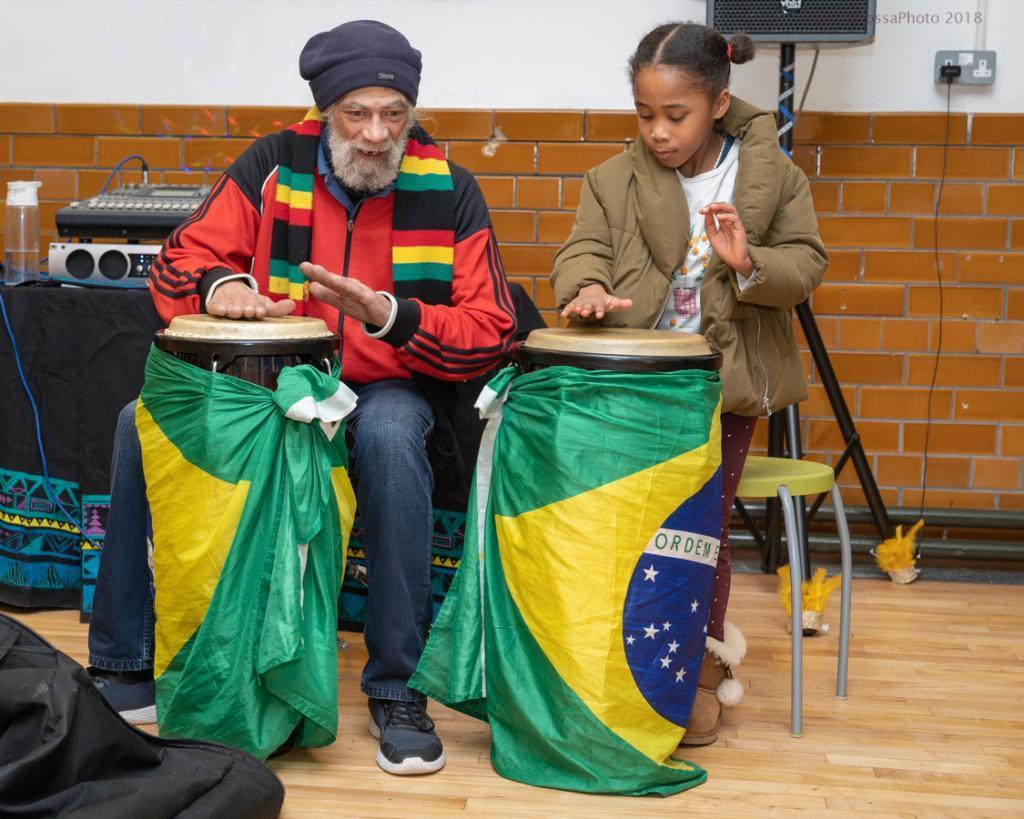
[0,613,284,818]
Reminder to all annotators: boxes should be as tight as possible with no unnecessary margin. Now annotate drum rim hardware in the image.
[511,346,723,373]
[154,333,339,375]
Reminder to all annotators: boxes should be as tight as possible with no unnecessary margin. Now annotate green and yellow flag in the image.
[411,364,723,796]
[137,346,356,760]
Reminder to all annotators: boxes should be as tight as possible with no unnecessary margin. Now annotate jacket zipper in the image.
[342,203,361,279]
[336,203,363,355]
[650,285,672,329]
[754,311,772,417]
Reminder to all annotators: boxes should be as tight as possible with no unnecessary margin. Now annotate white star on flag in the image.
[668,640,679,654]
[675,667,688,682]
[662,620,672,631]
[644,623,659,639]
[659,656,672,669]
[690,599,699,613]
[643,565,659,582]
[625,634,636,645]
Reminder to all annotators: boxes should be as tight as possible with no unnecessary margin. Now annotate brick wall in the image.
[1,103,1022,511]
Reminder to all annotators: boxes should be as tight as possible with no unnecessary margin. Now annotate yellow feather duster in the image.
[776,565,843,616]
[873,518,924,584]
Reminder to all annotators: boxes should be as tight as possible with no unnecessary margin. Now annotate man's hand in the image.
[206,280,295,319]
[700,202,754,277]
[560,283,634,320]
[301,262,393,327]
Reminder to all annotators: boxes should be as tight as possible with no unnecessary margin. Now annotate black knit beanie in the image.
[299,20,422,109]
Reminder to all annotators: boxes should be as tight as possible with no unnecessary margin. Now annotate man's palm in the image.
[301,262,392,326]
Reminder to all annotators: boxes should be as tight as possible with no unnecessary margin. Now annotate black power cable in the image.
[920,73,956,521]
[794,47,820,126]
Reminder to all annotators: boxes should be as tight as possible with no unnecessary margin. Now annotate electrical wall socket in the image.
[935,50,997,85]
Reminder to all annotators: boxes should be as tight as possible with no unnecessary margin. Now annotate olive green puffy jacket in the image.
[551,97,828,416]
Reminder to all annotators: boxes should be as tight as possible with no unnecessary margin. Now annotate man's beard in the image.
[326,120,413,193]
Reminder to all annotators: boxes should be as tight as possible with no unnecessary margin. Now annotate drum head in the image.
[515,327,721,372]
[162,314,334,341]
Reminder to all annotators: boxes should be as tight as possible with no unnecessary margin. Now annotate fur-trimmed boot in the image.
[680,621,746,747]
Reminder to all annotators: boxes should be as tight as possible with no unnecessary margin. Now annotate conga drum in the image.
[153,314,339,388]
[138,313,355,760]
[412,327,724,794]
[513,326,721,372]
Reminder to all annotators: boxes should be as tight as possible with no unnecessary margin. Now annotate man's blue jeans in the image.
[88,401,154,672]
[88,378,435,703]
[347,379,434,702]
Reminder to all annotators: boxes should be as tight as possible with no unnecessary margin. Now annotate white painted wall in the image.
[1,0,1021,113]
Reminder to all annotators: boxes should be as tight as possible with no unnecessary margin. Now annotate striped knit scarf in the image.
[268,107,455,314]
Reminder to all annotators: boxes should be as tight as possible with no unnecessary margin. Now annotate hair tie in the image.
[726,43,733,61]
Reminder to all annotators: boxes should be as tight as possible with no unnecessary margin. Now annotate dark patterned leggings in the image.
[706,412,758,643]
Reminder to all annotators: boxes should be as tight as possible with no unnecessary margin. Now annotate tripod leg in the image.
[763,413,786,573]
[795,301,893,540]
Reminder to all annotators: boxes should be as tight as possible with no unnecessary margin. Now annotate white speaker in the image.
[48,242,161,289]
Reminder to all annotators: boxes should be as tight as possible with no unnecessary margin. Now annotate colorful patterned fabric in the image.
[267,110,319,306]
[0,468,87,609]
[268,109,454,311]
[411,364,723,796]
[339,508,465,628]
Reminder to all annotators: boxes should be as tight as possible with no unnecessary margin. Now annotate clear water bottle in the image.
[3,180,43,285]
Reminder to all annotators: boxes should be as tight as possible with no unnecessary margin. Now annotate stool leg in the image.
[832,485,853,700]
[778,485,803,738]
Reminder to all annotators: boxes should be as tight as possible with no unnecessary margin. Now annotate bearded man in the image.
[87,20,515,775]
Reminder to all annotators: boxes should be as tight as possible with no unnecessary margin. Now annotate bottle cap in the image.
[6,180,42,207]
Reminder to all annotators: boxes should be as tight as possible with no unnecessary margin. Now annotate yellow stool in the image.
[735,455,852,737]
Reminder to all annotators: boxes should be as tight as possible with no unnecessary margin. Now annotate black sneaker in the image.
[89,668,157,725]
[367,698,445,775]
[268,726,302,759]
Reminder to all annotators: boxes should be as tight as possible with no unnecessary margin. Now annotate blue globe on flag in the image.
[622,469,723,727]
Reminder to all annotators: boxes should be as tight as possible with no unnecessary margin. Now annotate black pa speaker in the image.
[707,0,876,44]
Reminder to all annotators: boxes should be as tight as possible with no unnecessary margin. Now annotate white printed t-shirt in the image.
[656,137,746,333]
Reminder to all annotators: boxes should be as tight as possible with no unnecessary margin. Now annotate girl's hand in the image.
[560,283,634,320]
[701,202,754,277]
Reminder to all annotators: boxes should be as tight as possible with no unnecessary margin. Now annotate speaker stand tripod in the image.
[734,43,895,575]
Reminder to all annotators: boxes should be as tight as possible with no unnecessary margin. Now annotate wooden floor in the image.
[10,572,1024,818]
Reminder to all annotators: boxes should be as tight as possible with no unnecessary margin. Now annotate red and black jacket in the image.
[150,131,516,384]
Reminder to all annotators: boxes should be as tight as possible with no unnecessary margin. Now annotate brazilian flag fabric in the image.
[136,346,357,760]
[411,364,723,796]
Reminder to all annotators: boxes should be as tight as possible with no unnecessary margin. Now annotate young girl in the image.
[551,22,827,745]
